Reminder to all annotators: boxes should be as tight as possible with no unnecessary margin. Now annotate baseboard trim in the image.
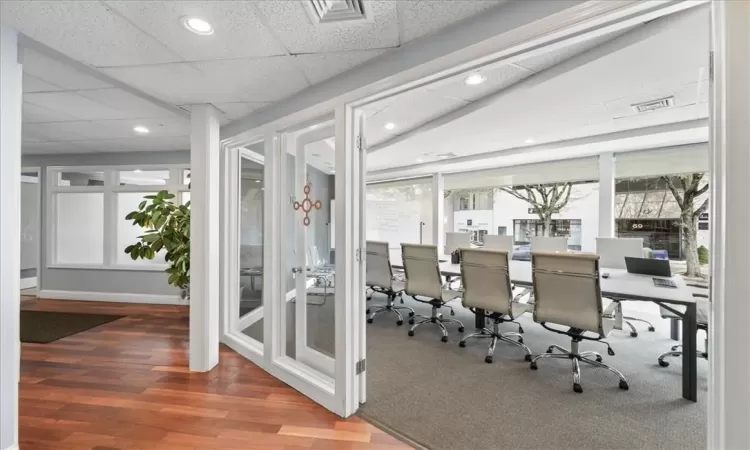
[20,277,37,290]
[2,444,20,450]
[37,290,186,305]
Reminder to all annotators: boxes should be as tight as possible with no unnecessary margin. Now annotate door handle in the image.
[292,267,303,274]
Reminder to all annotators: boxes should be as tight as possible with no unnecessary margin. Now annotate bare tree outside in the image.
[498,183,574,237]
[661,173,708,278]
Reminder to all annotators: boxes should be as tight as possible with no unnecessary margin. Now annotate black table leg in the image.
[670,318,680,341]
[682,304,698,402]
[475,308,486,329]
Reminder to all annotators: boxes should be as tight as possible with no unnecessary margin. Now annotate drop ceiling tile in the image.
[76,88,183,119]
[102,57,309,104]
[23,101,86,123]
[23,118,190,143]
[294,49,389,85]
[22,74,65,93]
[21,47,111,90]
[254,1,399,53]
[23,92,126,121]
[104,1,287,61]
[1,0,182,67]
[399,1,505,43]
[210,102,271,120]
[22,141,94,155]
[427,64,531,103]
[81,136,190,152]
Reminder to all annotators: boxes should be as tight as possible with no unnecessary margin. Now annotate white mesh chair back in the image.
[596,237,643,269]
[461,248,513,315]
[402,243,443,299]
[240,245,263,268]
[366,241,393,289]
[530,236,569,252]
[532,251,604,335]
[482,235,513,252]
[445,232,471,254]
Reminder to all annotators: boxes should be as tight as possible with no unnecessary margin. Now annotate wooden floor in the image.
[19,298,411,450]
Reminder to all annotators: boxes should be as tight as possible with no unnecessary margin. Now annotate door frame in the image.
[20,166,41,292]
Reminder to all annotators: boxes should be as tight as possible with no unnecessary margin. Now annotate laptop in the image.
[624,257,672,277]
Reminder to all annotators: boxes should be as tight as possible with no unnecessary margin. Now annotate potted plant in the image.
[124,190,190,299]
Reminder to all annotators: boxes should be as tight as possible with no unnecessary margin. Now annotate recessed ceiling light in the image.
[133,169,142,173]
[384,122,396,131]
[464,73,486,86]
[254,179,261,183]
[310,124,319,130]
[181,16,214,35]
[416,158,424,163]
[133,126,149,134]
[524,138,535,144]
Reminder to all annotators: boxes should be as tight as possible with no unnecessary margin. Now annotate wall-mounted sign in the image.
[527,207,538,214]
[466,219,472,226]
[699,213,709,221]
[699,222,709,230]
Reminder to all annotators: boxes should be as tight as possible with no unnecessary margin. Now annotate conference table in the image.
[389,250,699,402]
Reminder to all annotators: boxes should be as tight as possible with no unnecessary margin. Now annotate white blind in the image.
[615,144,709,178]
[444,157,599,190]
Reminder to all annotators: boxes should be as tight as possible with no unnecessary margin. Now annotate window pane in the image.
[181,191,191,204]
[116,192,167,265]
[55,171,104,187]
[55,193,103,264]
[118,170,169,186]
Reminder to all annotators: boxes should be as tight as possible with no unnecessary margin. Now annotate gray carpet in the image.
[361,292,706,450]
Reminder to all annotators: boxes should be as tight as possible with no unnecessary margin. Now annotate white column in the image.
[709,2,750,449]
[0,25,22,450]
[189,104,221,372]
[598,152,616,238]
[432,173,445,252]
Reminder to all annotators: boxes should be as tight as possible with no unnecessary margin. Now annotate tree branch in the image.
[695,183,709,197]
[693,198,709,218]
[662,176,685,209]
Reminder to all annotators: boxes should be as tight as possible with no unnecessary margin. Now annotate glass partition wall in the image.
[366,178,432,249]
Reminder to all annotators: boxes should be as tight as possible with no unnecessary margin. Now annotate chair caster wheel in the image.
[658,359,669,367]
[408,319,415,325]
[630,332,638,338]
[648,326,655,332]
[485,356,493,364]
[546,347,554,354]
[596,356,603,363]
[396,320,403,326]
[366,309,370,314]
[409,311,415,317]
[450,310,455,316]
[573,383,583,393]
[607,348,615,356]
[524,354,532,362]
[517,337,524,344]
[671,345,680,351]
[459,341,466,348]
[518,326,524,334]
[367,318,373,324]
[619,380,629,390]
[441,336,448,343]
[458,326,465,332]
[408,330,415,337]
[530,362,538,370]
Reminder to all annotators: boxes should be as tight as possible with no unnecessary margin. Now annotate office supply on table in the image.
[365,240,415,326]
[653,278,677,288]
[625,256,672,277]
[458,248,532,363]
[401,243,465,342]
[529,251,629,393]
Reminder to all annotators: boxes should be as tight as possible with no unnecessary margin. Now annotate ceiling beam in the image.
[19,35,190,120]
[367,118,708,182]
[367,3,708,153]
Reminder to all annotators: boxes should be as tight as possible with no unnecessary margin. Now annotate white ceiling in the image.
[365,5,710,174]
[1,0,506,155]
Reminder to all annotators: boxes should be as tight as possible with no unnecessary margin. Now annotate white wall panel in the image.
[615,143,709,178]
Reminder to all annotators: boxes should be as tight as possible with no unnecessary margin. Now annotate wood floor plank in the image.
[20,299,412,449]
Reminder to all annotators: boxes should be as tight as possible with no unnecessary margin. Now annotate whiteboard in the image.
[366,200,422,249]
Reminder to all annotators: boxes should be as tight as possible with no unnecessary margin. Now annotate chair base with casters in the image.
[530,326,629,393]
[408,301,464,342]
[367,288,415,326]
[658,323,708,367]
[459,312,532,363]
[604,300,655,337]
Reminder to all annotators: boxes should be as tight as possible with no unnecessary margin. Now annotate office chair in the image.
[445,232,471,255]
[365,241,415,326]
[459,248,533,363]
[401,243,465,342]
[529,251,629,393]
[597,237,656,337]
[657,286,709,366]
[530,236,568,252]
[482,234,513,251]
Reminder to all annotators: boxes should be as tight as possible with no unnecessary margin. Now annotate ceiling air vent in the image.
[631,97,674,113]
[303,0,371,24]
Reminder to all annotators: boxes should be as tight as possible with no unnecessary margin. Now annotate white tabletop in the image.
[389,250,696,305]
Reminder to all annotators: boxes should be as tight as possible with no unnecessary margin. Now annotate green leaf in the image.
[142,233,160,243]
[138,200,147,210]
[131,251,139,261]
[124,245,134,253]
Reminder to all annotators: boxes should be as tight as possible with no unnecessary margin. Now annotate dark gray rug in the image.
[20,310,124,343]
[360,293,706,450]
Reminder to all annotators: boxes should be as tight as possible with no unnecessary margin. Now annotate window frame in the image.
[46,164,190,271]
